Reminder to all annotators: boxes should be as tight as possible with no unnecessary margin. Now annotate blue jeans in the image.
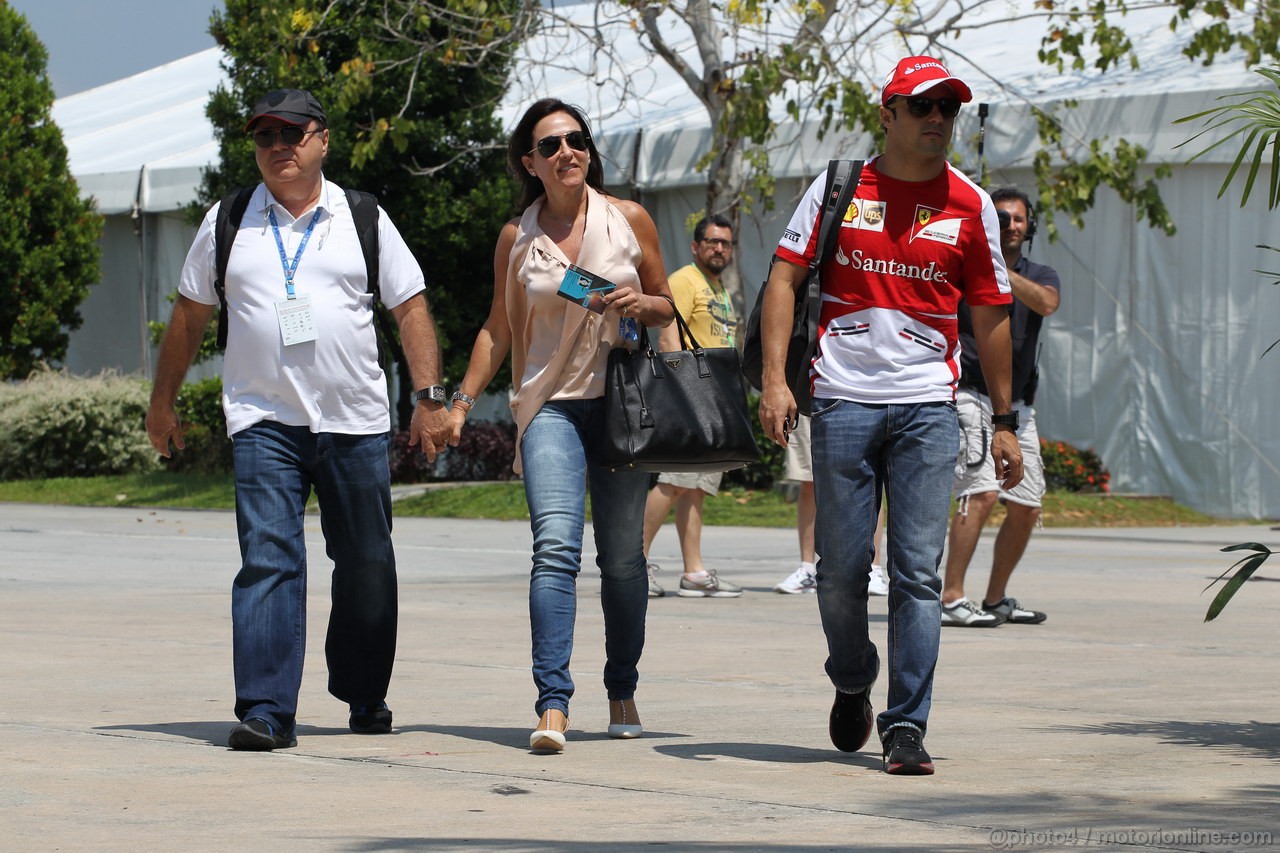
[231,421,397,736]
[520,400,650,717]
[810,398,959,740]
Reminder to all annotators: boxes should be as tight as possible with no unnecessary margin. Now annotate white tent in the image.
[52,5,1279,519]
[53,48,226,379]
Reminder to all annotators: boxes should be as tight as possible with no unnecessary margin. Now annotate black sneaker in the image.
[829,687,874,752]
[228,718,296,751]
[350,702,393,734]
[882,727,934,775]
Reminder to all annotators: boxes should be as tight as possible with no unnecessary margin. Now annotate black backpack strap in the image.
[213,186,256,348]
[344,188,380,298]
[801,159,863,368]
[814,159,862,269]
[343,188,404,367]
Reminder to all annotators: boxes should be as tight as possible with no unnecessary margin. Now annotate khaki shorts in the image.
[784,414,813,483]
[657,471,723,495]
[952,388,1045,507]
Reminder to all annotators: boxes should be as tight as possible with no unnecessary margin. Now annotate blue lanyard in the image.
[267,206,323,299]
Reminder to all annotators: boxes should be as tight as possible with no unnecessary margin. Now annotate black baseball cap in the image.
[244,89,328,132]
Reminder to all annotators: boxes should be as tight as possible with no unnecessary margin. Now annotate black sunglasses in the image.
[252,126,323,148]
[528,130,590,158]
[896,96,962,119]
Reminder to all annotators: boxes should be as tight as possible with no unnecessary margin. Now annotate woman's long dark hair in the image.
[508,98,606,211]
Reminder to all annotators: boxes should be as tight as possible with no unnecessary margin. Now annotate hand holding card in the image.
[557,264,617,314]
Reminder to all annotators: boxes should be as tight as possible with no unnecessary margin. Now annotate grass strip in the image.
[0,476,1237,527]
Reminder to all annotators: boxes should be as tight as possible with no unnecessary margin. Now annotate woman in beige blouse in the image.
[449,98,675,753]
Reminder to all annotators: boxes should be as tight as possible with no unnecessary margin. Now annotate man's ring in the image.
[622,305,629,315]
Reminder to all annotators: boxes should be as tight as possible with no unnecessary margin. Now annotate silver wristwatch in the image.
[413,385,447,405]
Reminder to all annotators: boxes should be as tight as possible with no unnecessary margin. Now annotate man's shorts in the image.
[657,471,723,496]
[952,388,1045,507]
[784,414,813,483]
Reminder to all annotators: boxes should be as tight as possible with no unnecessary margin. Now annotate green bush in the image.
[1040,438,1111,493]
[164,377,233,475]
[0,368,158,480]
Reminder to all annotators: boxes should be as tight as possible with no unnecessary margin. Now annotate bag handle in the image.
[625,298,708,427]
[635,297,702,357]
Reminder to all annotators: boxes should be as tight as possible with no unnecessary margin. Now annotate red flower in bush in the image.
[1040,438,1111,493]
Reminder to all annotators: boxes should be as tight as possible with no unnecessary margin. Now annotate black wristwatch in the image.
[413,385,447,405]
[991,411,1020,431]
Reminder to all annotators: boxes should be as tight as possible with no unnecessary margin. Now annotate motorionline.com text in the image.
[988,827,1273,849]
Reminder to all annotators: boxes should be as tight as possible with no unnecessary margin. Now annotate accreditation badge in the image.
[276,295,318,346]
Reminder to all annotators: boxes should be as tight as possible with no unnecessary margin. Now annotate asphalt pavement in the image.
[2,503,1277,852]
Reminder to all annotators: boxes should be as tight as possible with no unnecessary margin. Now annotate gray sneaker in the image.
[646,562,665,598]
[678,570,744,598]
[984,596,1046,624]
[941,597,1004,627]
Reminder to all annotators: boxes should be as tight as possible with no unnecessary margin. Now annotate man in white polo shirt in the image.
[146,89,452,752]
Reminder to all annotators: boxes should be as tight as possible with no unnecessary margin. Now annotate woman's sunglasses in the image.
[252,126,323,148]
[895,96,962,119]
[528,130,590,158]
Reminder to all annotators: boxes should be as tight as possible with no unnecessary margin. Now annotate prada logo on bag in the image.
[664,357,683,370]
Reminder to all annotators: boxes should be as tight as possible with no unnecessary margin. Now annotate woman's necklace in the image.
[541,210,582,238]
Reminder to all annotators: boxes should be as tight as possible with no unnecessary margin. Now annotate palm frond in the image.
[1204,543,1275,622]
[1176,67,1280,209]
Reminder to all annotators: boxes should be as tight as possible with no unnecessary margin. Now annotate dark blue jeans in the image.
[231,421,397,736]
[810,398,959,740]
[520,400,650,718]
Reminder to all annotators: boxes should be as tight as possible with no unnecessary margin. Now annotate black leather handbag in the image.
[596,308,759,473]
[740,158,862,415]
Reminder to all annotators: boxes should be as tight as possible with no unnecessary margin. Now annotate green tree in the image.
[0,3,102,380]
[199,0,520,415]
[387,0,1279,313]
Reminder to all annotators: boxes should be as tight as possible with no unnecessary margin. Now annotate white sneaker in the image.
[941,598,1004,627]
[868,564,889,596]
[774,566,817,594]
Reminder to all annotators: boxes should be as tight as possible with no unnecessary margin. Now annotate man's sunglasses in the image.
[252,126,323,148]
[528,130,590,158]
[895,96,962,119]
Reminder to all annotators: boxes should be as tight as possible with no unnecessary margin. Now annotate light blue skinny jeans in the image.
[520,399,650,718]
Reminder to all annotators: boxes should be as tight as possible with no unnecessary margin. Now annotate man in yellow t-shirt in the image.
[641,215,744,598]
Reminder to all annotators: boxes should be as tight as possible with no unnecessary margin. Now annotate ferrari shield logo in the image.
[911,205,962,246]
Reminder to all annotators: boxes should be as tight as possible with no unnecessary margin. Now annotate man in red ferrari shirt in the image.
[757,56,1023,775]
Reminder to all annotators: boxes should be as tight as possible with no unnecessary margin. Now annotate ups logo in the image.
[863,206,883,226]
